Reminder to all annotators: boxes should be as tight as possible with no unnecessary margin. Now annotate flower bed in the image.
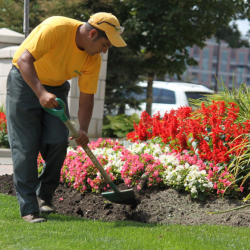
[38,138,239,201]
[38,100,250,200]
[0,111,9,148]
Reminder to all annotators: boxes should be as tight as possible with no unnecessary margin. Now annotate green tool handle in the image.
[64,120,113,184]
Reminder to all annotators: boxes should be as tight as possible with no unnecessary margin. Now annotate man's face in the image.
[76,27,112,56]
[85,34,112,56]
[84,29,112,56]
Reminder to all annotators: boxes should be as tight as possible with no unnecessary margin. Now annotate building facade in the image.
[167,37,250,89]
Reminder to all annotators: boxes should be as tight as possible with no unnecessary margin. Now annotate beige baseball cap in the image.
[88,12,127,47]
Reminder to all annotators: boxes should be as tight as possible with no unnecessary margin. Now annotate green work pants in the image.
[6,66,70,217]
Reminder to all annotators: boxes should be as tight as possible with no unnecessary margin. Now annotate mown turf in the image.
[1,194,250,250]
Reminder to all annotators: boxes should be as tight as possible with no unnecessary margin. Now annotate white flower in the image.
[191,187,197,193]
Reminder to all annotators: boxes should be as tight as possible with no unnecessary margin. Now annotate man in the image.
[6,12,126,223]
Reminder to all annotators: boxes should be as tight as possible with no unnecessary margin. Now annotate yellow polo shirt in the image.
[13,16,102,94]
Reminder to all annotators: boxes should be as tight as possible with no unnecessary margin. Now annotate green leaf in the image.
[198,193,206,201]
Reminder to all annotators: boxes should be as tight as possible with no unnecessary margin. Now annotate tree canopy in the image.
[0,0,249,116]
[118,0,249,114]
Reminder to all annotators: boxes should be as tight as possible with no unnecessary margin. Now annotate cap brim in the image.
[106,32,127,47]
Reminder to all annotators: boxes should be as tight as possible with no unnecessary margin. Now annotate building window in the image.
[212,63,217,72]
[247,78,250,86]
[193,46,200,59]
[229,76,235,87]
[203,48,210,60]
[202,60,209,70]
[213,46,218,60]
[230,65,236,73]
[239,52,245,64]
[193,63,199,69]
[248,67,250,75]
[237,67,244,85]
[220,63,227,72]
[221,50,228,62]
[248,53,250,64]
[201,73,208,82]
[202,48,210,70]
[192,72,198,82]
[231,49,236,62]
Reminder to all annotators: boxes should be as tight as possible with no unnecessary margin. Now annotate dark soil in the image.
[1,174,250,227]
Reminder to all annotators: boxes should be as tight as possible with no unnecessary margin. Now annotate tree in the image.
[118,0,248,115]
[104,46,144,115]
[0,0,41,33]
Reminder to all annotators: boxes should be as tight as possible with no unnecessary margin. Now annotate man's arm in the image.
[17,49,58,108]
[73,91,94,146]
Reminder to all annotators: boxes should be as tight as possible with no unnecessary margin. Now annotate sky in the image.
[234,18,250,36]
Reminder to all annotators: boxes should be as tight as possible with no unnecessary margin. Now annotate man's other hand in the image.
[70,129,89,147]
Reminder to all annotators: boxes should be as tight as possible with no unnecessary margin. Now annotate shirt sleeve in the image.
[78,54,102,94]
[25,24,59,61]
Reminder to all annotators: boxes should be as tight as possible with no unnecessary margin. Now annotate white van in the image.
[125,81,214,117]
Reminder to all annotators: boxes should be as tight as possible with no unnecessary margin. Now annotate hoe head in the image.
[102,184,135,205]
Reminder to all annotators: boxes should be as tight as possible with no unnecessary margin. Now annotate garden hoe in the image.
[43,98,135,205]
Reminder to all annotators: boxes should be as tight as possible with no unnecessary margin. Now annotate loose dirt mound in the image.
[1,174,250,227]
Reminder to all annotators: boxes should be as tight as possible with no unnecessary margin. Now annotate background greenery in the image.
[102,113,139,138]
[0,0,250,116]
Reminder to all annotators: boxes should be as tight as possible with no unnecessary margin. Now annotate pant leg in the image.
[36,82,70,200]
[6,67,42,217]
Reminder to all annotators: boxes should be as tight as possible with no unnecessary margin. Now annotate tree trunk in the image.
[146,73,154,116]
[118,104,125,115]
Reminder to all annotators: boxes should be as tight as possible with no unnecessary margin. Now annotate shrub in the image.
[102,113,139,138]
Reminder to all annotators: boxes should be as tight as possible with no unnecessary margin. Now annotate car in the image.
[125,81,214,117]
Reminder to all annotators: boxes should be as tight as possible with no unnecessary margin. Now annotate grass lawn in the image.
[0,194,250,250]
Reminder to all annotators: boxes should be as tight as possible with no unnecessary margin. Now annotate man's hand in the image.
[39,91,58,109]
[70,129,89,147]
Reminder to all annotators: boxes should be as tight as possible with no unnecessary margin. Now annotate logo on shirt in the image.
[74,70,82,75]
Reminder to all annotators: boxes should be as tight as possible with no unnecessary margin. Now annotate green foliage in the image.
[37,0,90,22]
[190,79,250,124]
[215,23,249,49]
[0,130,9,148]
[0,0,41,33]
[102,113,139,138]
[1,0,249,117]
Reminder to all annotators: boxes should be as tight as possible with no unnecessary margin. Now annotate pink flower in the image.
[153,170,159,177]
[59,197,64,201]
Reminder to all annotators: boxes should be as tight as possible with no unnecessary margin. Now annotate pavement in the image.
[0,149,13,175]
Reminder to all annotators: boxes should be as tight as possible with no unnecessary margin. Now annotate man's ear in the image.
[89,29,98,39]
